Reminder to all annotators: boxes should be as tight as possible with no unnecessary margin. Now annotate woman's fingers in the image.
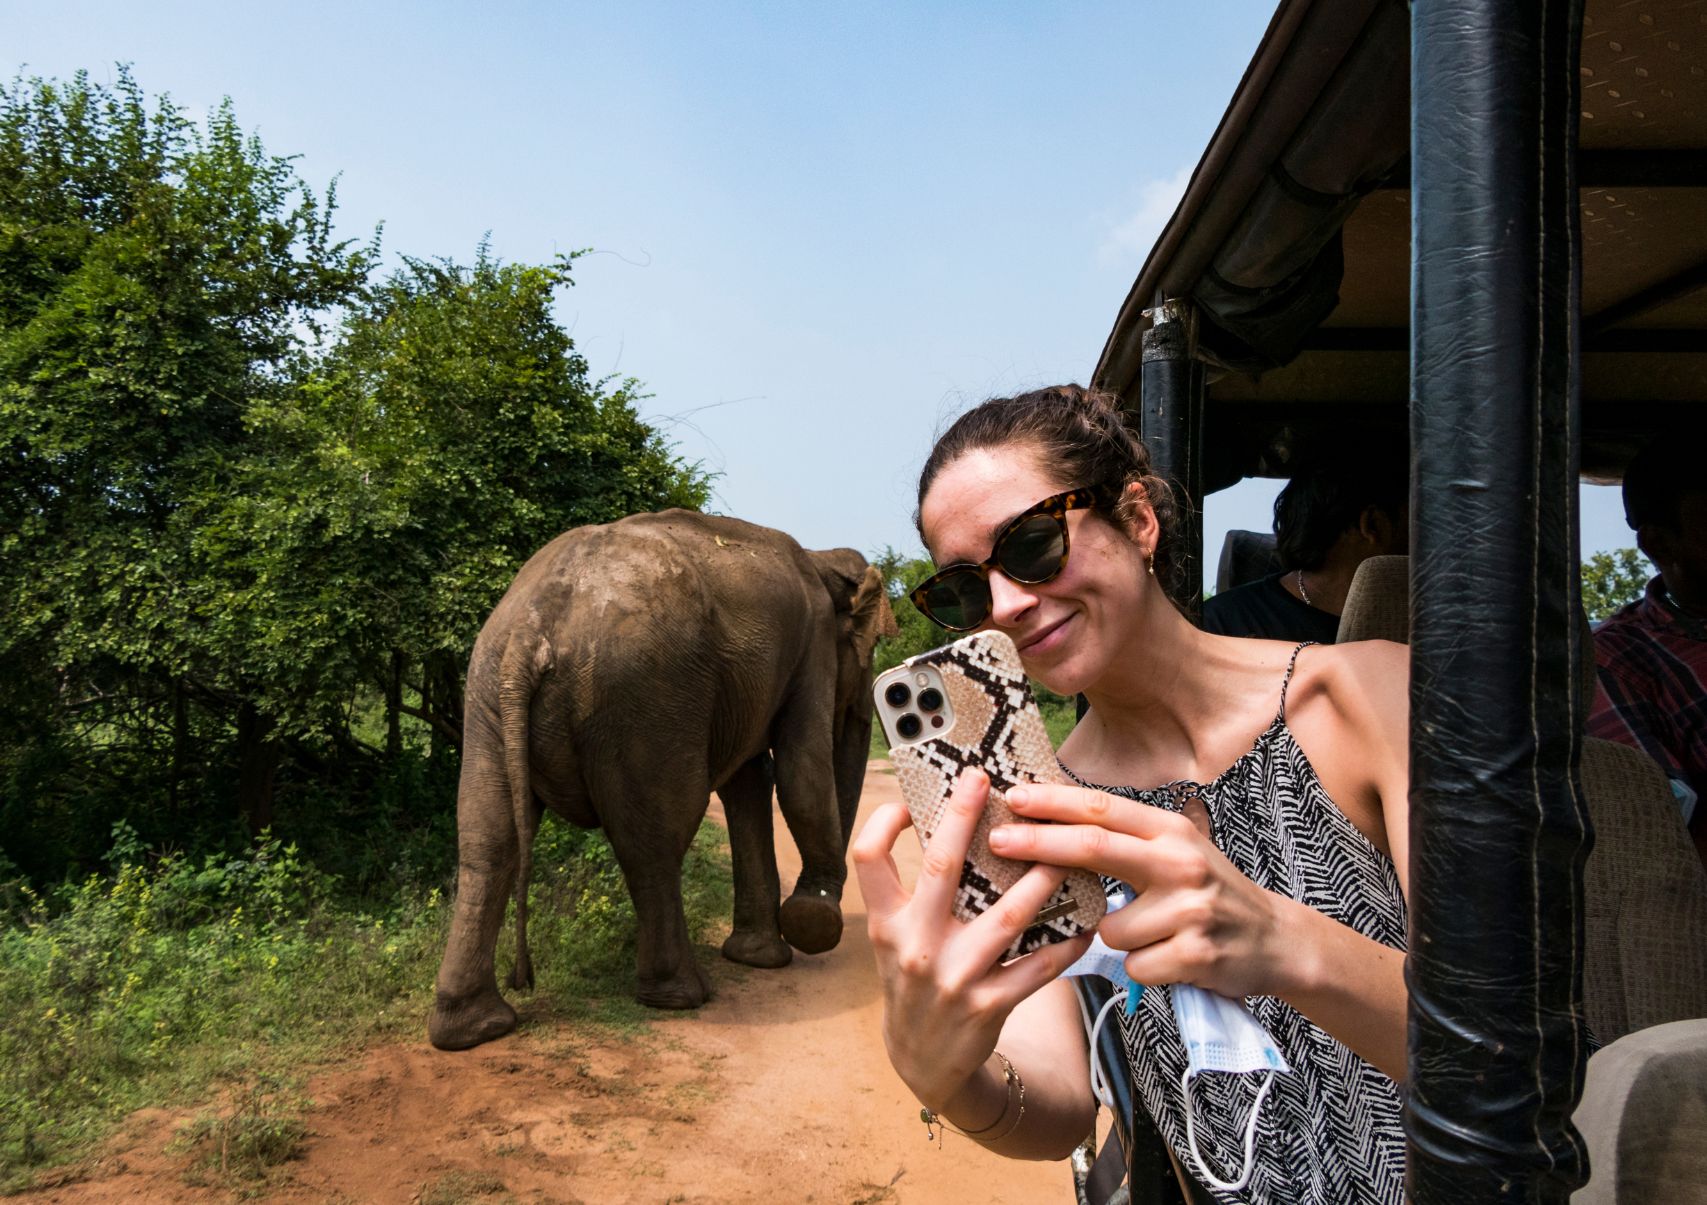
[1120,934,1201,989]
[1005,782,1189,839]
[987,818,1160,888]
[983,928,1095,1004]
[1097,889,1193,955]
[991,790,1215,891]
[851,801,914,922]
[909,768,991,916]
[959,861,1072,968]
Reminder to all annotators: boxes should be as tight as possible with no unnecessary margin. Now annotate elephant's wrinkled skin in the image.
[429,511,896,1050]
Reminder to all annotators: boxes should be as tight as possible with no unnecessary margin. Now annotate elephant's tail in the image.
[499,630,551,992]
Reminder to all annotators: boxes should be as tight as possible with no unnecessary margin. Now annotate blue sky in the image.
[10,1,1636,584]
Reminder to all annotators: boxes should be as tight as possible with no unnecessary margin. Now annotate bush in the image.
[169,1074,309,1190]
[0,814,732,1187]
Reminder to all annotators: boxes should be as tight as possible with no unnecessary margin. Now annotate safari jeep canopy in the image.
[1091,0,1706,1200]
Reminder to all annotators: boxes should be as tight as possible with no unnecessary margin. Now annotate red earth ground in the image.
[17,761,1096,1204]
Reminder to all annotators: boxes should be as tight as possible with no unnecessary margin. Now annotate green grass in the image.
[1037,692,1079,747]
[419,1169,512,1204]
[0,816,732,1190]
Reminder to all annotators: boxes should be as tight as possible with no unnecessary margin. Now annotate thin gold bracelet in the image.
[989,1062,1026,1143]
[920,1052,1024,1145]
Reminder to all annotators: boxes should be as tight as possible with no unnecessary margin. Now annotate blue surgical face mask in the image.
[1064,884,1290,1194]
[1171,983,1289,1192]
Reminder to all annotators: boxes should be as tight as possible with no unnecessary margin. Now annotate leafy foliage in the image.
[1581,547,1651,623]
[869,546,941,674]
[1,66,373,876]
[169,1074,309,1190]
[0,70,709,887]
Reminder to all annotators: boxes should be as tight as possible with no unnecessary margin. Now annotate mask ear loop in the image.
[1087,988,1127,1109]
[1180,1065,1277,1193]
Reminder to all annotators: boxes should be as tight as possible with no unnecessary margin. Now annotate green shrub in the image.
[0,814,731,1187]
[169,1074,309,1190]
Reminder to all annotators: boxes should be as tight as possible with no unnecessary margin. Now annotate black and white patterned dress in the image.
[1066,643,1406,1204]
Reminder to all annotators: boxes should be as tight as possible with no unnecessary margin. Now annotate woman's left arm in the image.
[989,643,1416,1081]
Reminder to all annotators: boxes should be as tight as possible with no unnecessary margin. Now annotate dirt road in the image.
[24,762,1085,1204]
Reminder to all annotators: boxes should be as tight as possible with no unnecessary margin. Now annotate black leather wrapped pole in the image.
[1408,1,1593,1201]
[1138,301,1205,617]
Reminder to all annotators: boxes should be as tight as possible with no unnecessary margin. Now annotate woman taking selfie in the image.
[852,385,1409,1204]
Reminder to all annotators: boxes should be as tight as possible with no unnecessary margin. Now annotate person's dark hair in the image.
[915,384,1188,601]
[1622,430,1706,531]
[1272,436,1410,571]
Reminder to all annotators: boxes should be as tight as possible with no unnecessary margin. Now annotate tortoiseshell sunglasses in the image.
[909,489,1097,631]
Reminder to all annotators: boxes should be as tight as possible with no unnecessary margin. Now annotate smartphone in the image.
[873,629,1106,959]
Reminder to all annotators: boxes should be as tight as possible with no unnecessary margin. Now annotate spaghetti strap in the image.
[1274,641,1315,725]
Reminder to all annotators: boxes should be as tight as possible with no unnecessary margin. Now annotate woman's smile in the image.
[1014,611,1074,657]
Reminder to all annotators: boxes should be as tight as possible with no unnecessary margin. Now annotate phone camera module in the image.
[884,682,912,708]
[896,713,923,739]
[915,686,944,713]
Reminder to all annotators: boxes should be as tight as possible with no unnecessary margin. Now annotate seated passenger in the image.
[1202,437,1409,642]
[1588,432,1707,863]
[856,386,1410,1204]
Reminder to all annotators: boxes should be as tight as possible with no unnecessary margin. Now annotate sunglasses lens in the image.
[997,513,1067,583]
[919,571,989,630]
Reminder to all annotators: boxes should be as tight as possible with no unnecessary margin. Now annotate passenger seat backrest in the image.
[1336,555,1410,644]
[1214,529,1281,596]
[1581,738,1707,1041]
[1570,1019,1707,1204]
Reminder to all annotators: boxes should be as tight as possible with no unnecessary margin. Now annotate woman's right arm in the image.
[852,769,1097,1160]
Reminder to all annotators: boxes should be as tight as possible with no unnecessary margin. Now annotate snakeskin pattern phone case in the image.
[876,630,1106,960]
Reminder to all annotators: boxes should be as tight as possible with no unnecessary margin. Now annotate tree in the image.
[869,547,941,673]
[1581,548,1650,623]
[194,250,712,778]
[1,68,370,872]
[0,70,710,882]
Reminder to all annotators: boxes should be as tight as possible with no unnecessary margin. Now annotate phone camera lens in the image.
[916,687,943,713]
[896,713,923,739]
[884,682,912,708]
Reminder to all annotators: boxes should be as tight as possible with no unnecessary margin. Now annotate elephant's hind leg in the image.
[429,747,521,1051]
[594,754,714,1010]
[718,754,792,969]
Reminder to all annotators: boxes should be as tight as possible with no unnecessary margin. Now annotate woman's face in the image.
[918,443,1152,696]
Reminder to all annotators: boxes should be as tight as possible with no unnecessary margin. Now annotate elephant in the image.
[428,509,897,1051]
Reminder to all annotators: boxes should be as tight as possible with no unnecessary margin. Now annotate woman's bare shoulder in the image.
[1318,637,1409,676]
[1301,639,1410,734]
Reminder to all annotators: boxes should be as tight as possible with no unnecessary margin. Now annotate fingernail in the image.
[989,826,1012,850]
[1007,786,1030,806]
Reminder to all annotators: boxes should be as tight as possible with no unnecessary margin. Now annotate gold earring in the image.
[1146,554,1155,577]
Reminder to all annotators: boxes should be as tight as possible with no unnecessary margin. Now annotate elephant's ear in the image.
[850,564,898,664]
[810,550,898,669]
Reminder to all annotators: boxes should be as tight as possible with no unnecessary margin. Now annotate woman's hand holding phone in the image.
[852,767,1094,1116]
[991,781,1299,1002]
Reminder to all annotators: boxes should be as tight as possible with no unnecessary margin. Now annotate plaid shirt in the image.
[1589,576,1707,828]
